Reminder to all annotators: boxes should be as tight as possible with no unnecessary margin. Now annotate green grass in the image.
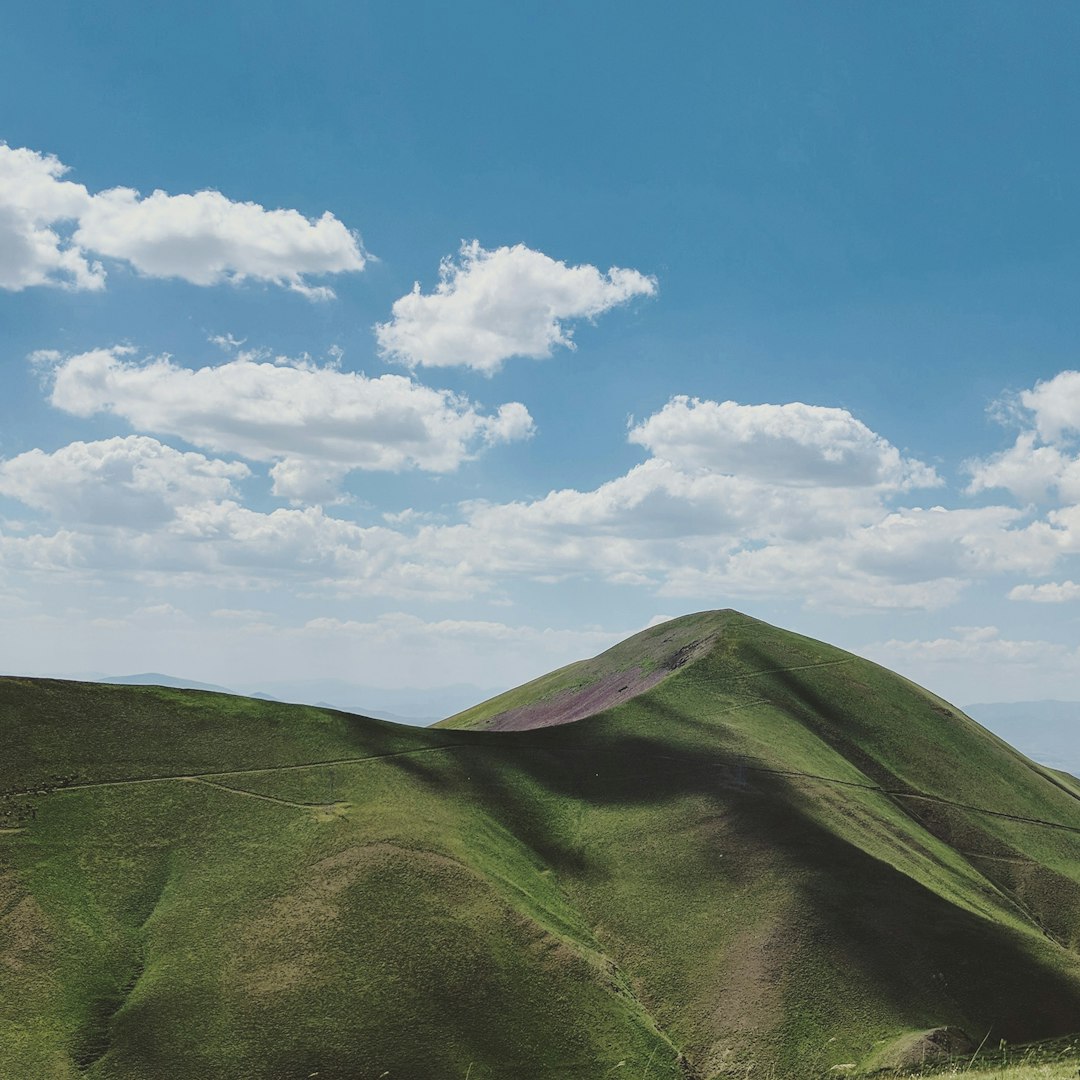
[890,1033,1080,1078]
[3,610,1080,1078]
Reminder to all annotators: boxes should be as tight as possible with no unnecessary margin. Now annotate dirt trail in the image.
[7,743,474,800]
[187,776,345,811]
[955,850,1034,864]
[888,790,1080,835]
[723,657,854,680]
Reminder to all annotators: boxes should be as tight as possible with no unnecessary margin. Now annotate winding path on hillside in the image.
[186,776,348,810]
[7,737,1080,837]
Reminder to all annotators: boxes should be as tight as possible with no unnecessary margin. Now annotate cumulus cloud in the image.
[965,432,1080,503]
[1008,580,1080,603]
[842,506,1061,580]
[0,143,366,297]
[0,144,101,290]
[636,508,1039,613]
[435,483,1051,612]
[3,382,1070,616]
[967,372,1080,503]
[45,346,534,501]
[375,240,656,373]
[1016,370,1080,444]
[629,396,940,489]
[856,624,1080,705]
[370,395,1046,611]
[0,436,248,527]
[0,487,480,599]
[401,397,960,605]
[73,188,365,298]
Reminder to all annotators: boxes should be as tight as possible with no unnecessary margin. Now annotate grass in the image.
[895,1034,1080,1078]
[3,610,1080,1078]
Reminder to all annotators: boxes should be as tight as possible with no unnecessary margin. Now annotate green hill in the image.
[4,610,1080,1078]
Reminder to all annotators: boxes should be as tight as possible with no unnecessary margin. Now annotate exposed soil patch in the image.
[698,911,792,1075]
[0,870,50,974]
[481,666,666,731]
[866,1026,975,1071]
[481,637,714,731]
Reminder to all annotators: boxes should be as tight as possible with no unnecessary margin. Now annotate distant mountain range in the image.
[100,672,235,695]
[92,672,498,725]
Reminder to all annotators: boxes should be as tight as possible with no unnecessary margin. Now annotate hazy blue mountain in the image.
[58,674,496,725]
[99,672,236,694]
[965,700,1080,776]
[251,678,498,724]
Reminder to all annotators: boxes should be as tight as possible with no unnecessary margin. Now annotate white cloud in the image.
[967,372,1080,503]
[211,608,276,621]
[842,506,1060,580]
[268,459,351,504]
[375,240,656,373]
[857,621,1080,706]
[3,385,1072,617]
[965,432,1080,503]
[0,529,90,574]
[629,396,940,489]
[0,436,248,527]
[1017,370,1080,444]
[1,493,480,600]
[0,144,365,297]
[395,392,1062,611]
[864,626,1075,665]
[73,187,365,298]
[45,346,534,501]
[675,505,1059,612]
[0,144,102,291]
[1008,580,1080,603]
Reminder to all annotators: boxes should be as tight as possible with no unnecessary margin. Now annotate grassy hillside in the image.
[4,611,1080,1078]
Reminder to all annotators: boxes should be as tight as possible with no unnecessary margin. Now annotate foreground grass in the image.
[951,1067,1077,1079]
[914,1036,1080,1078]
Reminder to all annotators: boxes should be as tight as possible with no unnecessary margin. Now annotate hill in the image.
[3,610,1080,1078]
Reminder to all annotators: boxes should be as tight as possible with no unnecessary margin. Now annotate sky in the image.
[3,1,1080,709]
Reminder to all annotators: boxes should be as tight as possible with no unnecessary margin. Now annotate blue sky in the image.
[3,1,1080,707]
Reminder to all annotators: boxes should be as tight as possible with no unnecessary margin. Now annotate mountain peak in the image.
[438,608,791,731]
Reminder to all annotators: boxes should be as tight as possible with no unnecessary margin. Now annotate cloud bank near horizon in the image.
[2,353,1072,618]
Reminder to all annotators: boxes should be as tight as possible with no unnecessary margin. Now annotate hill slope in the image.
[3,611,1080,1078]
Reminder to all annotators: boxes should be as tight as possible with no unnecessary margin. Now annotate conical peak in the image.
[437,609,776,732]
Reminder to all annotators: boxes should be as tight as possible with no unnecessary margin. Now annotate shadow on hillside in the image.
[384,687,1080,1061]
